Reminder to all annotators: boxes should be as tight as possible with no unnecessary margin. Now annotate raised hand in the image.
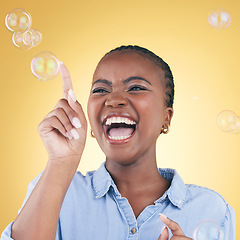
[158,214,193,240]
[38,63,87,164]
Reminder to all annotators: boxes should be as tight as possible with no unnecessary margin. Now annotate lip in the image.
[102,112,138,145]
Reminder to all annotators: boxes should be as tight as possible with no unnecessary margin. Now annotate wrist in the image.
[45,157,79,187]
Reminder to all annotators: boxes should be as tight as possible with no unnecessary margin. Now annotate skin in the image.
[11,52,192,240]
[88,52,174,218]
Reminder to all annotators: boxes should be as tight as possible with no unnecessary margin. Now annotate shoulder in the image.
[67,169,97,191]
[70,170,96,187]
[185,184,234,222]
[184,184,236,234]
[186,184,228,206]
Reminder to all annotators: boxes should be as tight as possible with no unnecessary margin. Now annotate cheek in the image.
[135,96,164,118]
[87,97,106,134]
[134,97,165,130]
[87,99,98,128]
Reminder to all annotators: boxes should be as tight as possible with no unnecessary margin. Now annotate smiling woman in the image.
[1,46,236,240]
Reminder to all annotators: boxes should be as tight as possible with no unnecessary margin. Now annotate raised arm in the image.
[11,63,87,240]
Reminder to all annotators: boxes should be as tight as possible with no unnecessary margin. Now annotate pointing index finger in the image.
[59,62,73,99]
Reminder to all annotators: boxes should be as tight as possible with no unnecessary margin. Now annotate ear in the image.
[165,107,174,125]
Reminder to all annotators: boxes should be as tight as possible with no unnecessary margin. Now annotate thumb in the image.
[158,225,169,240]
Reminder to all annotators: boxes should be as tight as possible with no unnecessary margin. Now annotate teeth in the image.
[105,117,136,126]
[108,135,131,140]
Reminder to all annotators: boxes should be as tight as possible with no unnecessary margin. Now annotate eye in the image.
[92,88,109,94]
[128,85,147,92]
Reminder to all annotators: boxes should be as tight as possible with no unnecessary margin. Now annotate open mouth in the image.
[103,116,137,143]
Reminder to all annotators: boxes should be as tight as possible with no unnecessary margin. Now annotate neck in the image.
[105,148,170,218]
[105,147,168,195]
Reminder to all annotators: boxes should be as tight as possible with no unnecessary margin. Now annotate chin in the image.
[105,150,143,167]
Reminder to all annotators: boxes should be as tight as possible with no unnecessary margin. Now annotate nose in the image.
[105,92,128,108]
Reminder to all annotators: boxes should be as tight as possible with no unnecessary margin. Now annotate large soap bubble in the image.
[193,220,224,240]
[5,8,32,33]
[31,52,60,81]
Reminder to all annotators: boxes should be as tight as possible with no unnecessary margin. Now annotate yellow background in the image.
[0,0,239,237]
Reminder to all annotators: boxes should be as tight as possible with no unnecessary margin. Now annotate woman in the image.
[1,46,236,240]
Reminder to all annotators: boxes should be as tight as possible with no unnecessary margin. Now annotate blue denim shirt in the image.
[1,163,236,240]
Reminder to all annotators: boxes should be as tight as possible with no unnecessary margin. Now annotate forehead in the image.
[93,52,164,82]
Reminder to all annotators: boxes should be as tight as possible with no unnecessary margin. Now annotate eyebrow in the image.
[92,76,152,86]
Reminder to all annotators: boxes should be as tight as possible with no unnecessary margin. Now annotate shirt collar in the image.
[156,168,188,209]
[93,163,187,209]
[92,162,117,198]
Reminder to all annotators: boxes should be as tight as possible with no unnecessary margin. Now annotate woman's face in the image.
[87,52,173,165]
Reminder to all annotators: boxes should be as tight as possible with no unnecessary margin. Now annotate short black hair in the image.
[103,45,174,108]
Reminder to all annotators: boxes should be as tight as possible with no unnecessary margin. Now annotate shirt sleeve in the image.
[222,204,236,240]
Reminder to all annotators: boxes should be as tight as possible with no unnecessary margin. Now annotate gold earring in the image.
[161,123,170,134]
[90,129,95,138]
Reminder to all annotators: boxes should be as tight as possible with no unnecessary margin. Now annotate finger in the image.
[53,99,81,129]
[45,107,80,140]
[158,225,169,240]
[67,91,87,131]
[59,62,73,99]
[160,214,184,236]
[39,115,68,138]
[170,236,193,240]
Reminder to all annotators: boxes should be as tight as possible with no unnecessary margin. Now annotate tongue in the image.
[109,127,134,137]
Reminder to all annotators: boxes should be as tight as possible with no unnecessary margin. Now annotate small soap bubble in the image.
[5,8,31,33]
[12,32,32,50]
[217,110,238,133]
[193,220,224,240]
[31,52,60,81]
[208,8,231,29]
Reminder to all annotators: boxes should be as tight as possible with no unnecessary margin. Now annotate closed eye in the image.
[128,85,148,92]
[92,88,109,94]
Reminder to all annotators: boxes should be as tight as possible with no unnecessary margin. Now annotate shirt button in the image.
[131,227,137,234]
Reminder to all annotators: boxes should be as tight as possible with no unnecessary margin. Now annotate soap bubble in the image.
[12,31,32,50]
[208,8,231,29]
[216,110,238,133]
[12,28,42,50]
[23,29,42,47]
[31,52,60,81]
[5,8,31,33]
[193,220,224,240]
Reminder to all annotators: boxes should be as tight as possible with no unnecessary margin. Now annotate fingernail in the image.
[71,128,79,140]
[72,117,81,129]
[161,225,166,234]
[68,89,76,102]
[66,132,72,140]
[159,213,168,219]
